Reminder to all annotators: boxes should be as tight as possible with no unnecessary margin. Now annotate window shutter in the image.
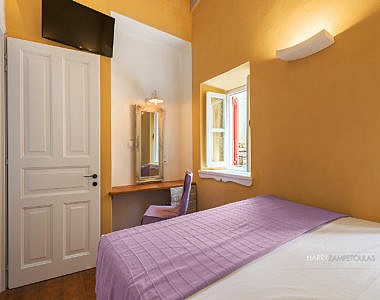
[206,92,227,168]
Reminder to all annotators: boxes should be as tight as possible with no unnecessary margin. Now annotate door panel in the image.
[63,59,90,157]
[21,51,52,158]
[22,167,90,197]
[8,37,100,288]
[63,201,89,259]
[22,206,53,268]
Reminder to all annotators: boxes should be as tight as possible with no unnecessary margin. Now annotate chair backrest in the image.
[178,170,193,216]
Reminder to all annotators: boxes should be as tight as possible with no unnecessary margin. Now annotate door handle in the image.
[83,174,98,179]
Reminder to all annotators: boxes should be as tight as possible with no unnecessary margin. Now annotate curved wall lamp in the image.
[276,29,335,62]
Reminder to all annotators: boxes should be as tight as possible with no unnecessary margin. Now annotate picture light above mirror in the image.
[146,89,164,105]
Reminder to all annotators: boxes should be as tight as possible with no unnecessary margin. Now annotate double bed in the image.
[96,195,380,299]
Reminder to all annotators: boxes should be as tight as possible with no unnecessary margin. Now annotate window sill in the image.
[198,169,252,187]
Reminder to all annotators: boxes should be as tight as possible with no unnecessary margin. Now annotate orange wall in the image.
[192,0,380,222]
[5,0,191,233]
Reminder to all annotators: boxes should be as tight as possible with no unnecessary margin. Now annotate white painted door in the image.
[7,38,100,288]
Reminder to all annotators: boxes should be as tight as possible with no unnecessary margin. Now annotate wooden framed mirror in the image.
[135,105,164,183]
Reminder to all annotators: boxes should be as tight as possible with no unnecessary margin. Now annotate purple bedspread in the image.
[96,195,346,300]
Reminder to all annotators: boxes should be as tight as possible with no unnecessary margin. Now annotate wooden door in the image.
[7,38,100,288]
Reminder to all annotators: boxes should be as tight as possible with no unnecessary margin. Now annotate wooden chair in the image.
[141,170,193,225]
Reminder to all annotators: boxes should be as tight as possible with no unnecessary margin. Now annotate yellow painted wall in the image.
[192,0,380,222]
[5,0,191,233]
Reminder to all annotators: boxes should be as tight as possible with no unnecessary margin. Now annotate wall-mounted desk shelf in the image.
[110,180,196,196]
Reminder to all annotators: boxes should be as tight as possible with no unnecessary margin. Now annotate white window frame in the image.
[205,87,249,171]
[153,112,159,163]
[206,92,227,168]
[226,86,249,172]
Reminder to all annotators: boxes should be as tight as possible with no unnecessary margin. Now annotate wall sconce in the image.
[276,29,335,62]
[146,90,164,105]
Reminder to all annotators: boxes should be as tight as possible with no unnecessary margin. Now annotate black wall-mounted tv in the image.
[42,0,115,57]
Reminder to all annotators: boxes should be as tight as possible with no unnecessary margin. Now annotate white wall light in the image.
[146,90,164,105]
[276,29,335,62]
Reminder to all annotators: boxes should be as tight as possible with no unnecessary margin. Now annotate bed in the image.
[95,195,380,299]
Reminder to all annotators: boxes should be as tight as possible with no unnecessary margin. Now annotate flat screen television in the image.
[42,0,115,57]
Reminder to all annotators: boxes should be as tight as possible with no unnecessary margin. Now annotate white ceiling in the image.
[203,62,250,91]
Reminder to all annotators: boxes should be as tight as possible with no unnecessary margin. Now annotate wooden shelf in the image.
[110,180,195,196]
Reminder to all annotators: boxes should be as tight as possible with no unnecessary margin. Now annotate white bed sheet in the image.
[190,217,380,300]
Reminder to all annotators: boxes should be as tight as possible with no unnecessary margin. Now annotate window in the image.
[228,88,248,170]
[199,62,251,186]
[206,86,249,172]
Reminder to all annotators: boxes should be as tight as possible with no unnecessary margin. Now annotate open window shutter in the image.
[206,92,227,168]
[243,75,251,172]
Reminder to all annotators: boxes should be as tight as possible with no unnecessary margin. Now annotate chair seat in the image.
[141,170,193,225]
[141,205,179,225]
[144,205,179,218]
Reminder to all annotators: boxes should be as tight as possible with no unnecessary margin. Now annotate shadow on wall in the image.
[252,0,380,62]
[252,9,380,222]
[193,3,380,224]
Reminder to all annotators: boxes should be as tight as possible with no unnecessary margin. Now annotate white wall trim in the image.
[0,27,6,292]
[112,12,191,51]
[198,169,252,186]
[0,1,6,291]
[0,0,4,35]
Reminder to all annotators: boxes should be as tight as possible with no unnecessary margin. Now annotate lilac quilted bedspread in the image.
[96,195,346,300]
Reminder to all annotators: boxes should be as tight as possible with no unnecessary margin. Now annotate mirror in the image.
[135,105,164,183]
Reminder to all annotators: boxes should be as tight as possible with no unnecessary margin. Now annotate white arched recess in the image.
[0,0,6,291]
[111,12,192,187]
